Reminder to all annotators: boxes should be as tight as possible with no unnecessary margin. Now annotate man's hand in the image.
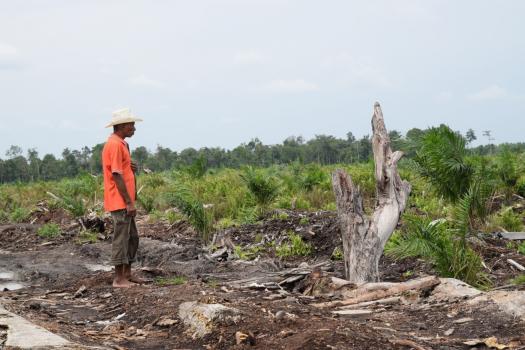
[131,160,138,173]
[126,202,137,217]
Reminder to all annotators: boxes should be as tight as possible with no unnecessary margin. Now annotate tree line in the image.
[0,127,523,184]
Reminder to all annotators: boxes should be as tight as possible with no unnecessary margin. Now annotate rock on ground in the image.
[178,301,242,338]
[430,278,482,302]
[469,291,525,321]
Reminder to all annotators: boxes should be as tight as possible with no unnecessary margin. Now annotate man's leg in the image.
[124,216,146,284]
[111,210,135,288]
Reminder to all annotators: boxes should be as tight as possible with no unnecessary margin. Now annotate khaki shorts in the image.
[110,209,139,266]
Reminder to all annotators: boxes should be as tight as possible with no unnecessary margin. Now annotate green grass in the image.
[518,242,525,256]
[489,207,524,232]
[77,230,98,244]
[510,274,525,286]
[331,246,343,260]
[155,276,187,286]
[276,232,312,258]
[9,207,32,223]
[234,245,264,260]
[37,223,61,239]
[299,217,310,225]
[272,211,289,220]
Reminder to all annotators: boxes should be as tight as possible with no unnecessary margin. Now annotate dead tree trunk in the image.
[333,102,411,282]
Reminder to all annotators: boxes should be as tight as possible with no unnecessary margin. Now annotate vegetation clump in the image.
[155,276,187,286]
[37,223,62,239]
[386,215,490,288]
[240,167,280,210]
[276,232,312,258]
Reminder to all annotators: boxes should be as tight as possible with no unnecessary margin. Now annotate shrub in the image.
[37,223,61,239]
[165,183,213,241]
[272,211,289,220]
[495,146,519,201]
[331,246,343,260]
[234,245,264,260]
[302,187,332,210]
[413,125,473,202]
[136,190,156,214]
[215,217,237,230]
[186,155,207,179]
[237,206,258,225]
[60,196,87,218]
[300,164,328,191]
[385,215,490,288]
[240,167,280,208]
[9,207,31,223]
[140,173,166,189]
[489,207,524,232]
[516,176,525,198]
[276,232,312,257]
[77,230,98,244]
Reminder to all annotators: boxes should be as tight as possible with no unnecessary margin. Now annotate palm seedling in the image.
[164,182,213,242]
[240,166,280,210]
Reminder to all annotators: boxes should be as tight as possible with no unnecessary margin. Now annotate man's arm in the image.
[112,172,136,216]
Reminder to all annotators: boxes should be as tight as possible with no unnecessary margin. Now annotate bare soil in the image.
[0,208,524,349]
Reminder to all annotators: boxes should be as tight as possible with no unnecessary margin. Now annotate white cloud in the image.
[264,79,319,93]
[233,50,266,65]
[467,85,508,101]
[128,75,165,88]
[321,53,392,88]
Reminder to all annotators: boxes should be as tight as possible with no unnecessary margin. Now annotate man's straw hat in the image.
[105,108,143,128]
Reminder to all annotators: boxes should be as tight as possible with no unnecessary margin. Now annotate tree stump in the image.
[332,102,411,282]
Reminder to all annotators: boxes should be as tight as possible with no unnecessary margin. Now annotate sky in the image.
[0,0,524,157]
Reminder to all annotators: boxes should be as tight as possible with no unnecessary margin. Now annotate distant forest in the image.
[0,126,523,183]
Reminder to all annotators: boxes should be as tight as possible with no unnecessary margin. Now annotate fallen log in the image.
[0,224,39,233]
[337,296,402,310]
[498,232,525,240]
[312,276,440,308]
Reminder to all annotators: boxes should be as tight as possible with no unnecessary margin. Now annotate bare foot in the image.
[113,279,136,288]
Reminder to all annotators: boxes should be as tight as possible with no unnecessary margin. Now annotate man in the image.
[102,108,145,288]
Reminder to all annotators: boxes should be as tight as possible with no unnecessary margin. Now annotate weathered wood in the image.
[507,259,525,271]
[337,296,401,310]
[498,232,525,240]
[332,102,411,282]
[313,276,440,308]
[0,224,40,233]
[332,309,373,317]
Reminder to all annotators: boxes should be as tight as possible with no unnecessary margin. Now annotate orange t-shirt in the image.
[102,134,136,212]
